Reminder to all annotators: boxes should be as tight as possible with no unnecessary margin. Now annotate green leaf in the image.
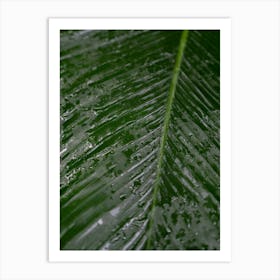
[60,30,220,250]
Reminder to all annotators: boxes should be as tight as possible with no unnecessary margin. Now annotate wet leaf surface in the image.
[60,30,220,250]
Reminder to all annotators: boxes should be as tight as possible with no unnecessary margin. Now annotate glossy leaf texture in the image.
[60,30,220,250]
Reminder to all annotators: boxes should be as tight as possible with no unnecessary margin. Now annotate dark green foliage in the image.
[60,30,220,250]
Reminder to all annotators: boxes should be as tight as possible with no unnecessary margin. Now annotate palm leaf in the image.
[60,30,220,250]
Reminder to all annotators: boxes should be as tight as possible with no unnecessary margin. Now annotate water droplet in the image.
[87,80,94,86]
[120,193,127,200]
[121,231,127,240]
[133,153,142,161]
[110,206,120,217]
[138,200,145,208]
[133,179,141,188]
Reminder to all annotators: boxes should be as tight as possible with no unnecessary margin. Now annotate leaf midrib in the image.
[146,30,189,249]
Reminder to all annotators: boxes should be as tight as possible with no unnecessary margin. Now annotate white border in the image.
[49,18,231,262]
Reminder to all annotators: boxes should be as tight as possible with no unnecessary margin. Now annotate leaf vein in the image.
[146,30,189,249]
